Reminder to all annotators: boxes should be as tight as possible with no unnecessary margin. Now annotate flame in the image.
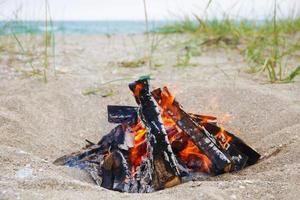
[129,112,212,174]
[160,87,181,120]
[215,127,232,150]
[179,140,212,172]
[161,87,175,109]
[129,88,213,174]
[161,112,176,127]
[133,83,144,96]
[130,121,147,169]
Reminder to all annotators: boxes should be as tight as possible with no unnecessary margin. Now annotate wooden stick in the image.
[129,78,181,190]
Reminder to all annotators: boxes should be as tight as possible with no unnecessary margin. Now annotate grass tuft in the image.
[1,0,55,82]
[156,6,300,83]
[118,57,148,68]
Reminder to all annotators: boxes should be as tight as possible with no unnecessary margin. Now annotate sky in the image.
[0,0,299,21]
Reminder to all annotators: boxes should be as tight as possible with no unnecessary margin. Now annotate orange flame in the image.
[129,113,212,174]
[129,88,213,174]
[161,88,175,109]
[130,121,147,169]
[161,112,176,127]
[161,87,181,120]
[179,140,212,173]
[133,83,144,96]
[215,127,232,150]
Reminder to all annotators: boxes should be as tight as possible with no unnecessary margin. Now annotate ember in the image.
[54,78,261,193]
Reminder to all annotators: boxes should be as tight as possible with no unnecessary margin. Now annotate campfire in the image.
[54,78,261,193]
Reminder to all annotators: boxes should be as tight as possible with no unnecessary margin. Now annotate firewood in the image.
[89,163,103,186]
[107,105,138,125]
[55,79,261,193]
[202,122,260,167]
[100,150,133,191]
[54,125,127,167]
[129,78,181,190]
[152,87,232,174]
[53,144,102,166]
[106,105,213,126]
[188,113,217,124]
[112,150,132,192]
[101,152,114,189]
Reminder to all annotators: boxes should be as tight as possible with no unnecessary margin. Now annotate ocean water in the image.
[0,20,170,35]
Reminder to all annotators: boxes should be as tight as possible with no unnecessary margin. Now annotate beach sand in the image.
[0,34,299,200]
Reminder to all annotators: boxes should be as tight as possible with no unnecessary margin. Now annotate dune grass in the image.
[157,9,300,83]
[1,0,299,84]
[1,0,55,82]
[117,57,148,68]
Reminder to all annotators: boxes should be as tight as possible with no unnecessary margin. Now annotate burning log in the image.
[184,114,249,171]
[152,87,260,172]
[105,102,260,172]
[152,87,233,174]
[188,113,217,124]
[129,78,181,190]
[201,122,260,167]
[186,109,260,168]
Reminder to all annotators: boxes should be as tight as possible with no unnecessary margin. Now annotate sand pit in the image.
[0,35,299,200]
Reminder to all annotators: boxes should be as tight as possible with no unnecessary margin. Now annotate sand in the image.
[0,34,300,200]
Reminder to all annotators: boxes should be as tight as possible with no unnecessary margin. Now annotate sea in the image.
[0,20,171,35]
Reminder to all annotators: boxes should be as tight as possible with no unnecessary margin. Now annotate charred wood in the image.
[152,87,232,174]
[107,105,138,125]
[55,79,261,193]
[129,78,181,190]
[202,122,260,167]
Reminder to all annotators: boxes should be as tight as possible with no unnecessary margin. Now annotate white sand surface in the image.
[0,34,299,200]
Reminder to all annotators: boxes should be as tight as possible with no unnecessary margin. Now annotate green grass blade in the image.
[284,65,300,82]
[12,32,35,71]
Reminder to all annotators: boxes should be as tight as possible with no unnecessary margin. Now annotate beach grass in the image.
[156,0,300,83]
[1,0,299,84]
[118,57,148,68]
[0,0,55,82]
